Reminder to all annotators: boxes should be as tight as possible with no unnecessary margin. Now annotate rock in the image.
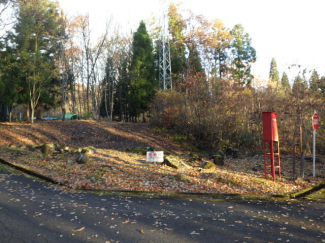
[252,164,261,171]
[216,150,225,158]
[174,173,189,181]
[18,145,26,150]
[226,147,240,158]
[76,154,89,164]
[146,146,155,151]
[213,154,224,166]
[8,143,17,149]
[82,147,96,155]
[35,143,44,149]
[41,143,55,157]
[212,151,225,166]
[201,161,217,170]
[162,157,178,169]
[61,145,69,151]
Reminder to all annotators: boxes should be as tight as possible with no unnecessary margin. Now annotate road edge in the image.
[0,157,322,200]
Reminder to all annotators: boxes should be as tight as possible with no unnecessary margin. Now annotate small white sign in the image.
[146,151,164,162]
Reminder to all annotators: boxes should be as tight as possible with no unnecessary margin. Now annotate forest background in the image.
[0,0,324,156]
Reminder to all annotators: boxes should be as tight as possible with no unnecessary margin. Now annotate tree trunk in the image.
[142,111,146,123]
[62,107,66,121]
[26,102,30,123]
[36,104,43,120]
[71,77,76,114]
[8,105,12,123]
[30,104,34,124]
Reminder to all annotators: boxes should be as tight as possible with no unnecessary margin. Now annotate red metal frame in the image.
[262,112,281,181]
[263,141,281,181]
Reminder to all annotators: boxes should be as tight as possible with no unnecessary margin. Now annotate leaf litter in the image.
[0,120,323,195]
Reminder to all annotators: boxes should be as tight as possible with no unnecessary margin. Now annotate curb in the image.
[0,157,322,201]
[290,182,325,199]
[0,158,65,186]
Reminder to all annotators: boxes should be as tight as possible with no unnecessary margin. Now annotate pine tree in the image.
[292,75,305,94]
[269,58,280,84]
[281,72,290,91]
[230,24,256,86]
[168,3,187,82]
[0,40,21,121]
[14,0,64,123]
[309,69,319,92]
[129,21,157,121]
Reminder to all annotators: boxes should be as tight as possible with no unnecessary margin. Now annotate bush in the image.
[82,111,92,120]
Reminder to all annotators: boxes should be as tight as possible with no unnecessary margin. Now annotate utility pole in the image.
[159,0,172,91]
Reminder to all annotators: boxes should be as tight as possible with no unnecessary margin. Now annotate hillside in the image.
[0,120,184,154]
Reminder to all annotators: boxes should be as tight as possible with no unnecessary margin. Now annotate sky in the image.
[56,0,325,83]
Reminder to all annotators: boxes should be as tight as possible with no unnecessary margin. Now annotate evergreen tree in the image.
[292,75,306,94]
[230,24,256,86]
[0,39,21,121]
[13,0,63,123]
[319,76,325,94]
[129,21,156,121]
[309,69,319,92]
[168,3,187,82]
[281,72,290,91]
[269,58,280,84]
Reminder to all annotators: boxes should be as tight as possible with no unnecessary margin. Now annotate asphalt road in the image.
[0,169,324,243]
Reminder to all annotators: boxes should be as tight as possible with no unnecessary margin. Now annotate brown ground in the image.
[0,120,323,195]
[0,120,185,154]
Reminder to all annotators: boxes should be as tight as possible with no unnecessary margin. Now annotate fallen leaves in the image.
[72,226,85,232]
[0,121,323,195]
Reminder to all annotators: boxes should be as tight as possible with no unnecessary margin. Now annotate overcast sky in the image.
[56,0,325,82]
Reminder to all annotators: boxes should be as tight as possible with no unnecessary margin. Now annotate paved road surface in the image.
[0,169,324,243]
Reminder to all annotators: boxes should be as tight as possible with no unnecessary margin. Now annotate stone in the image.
[174,173,189,181]
[252,164,261,171]
[226,147,240,158]
[18,145,26,150]
[213,154,224,166]
[146,146,155,151]
[201,161,217,170]
[41,143,55,157]
[216,150,225,158]
[162,157,178,169]
[76,154,89,164]
[82,147,96,155]
[8,143,17,149]
[61,145,69,151]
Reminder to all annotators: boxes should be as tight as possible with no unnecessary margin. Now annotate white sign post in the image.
[146,151,164,163]
[312,111,319,177]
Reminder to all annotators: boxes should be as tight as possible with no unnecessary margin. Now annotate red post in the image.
[262,112,281,181]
